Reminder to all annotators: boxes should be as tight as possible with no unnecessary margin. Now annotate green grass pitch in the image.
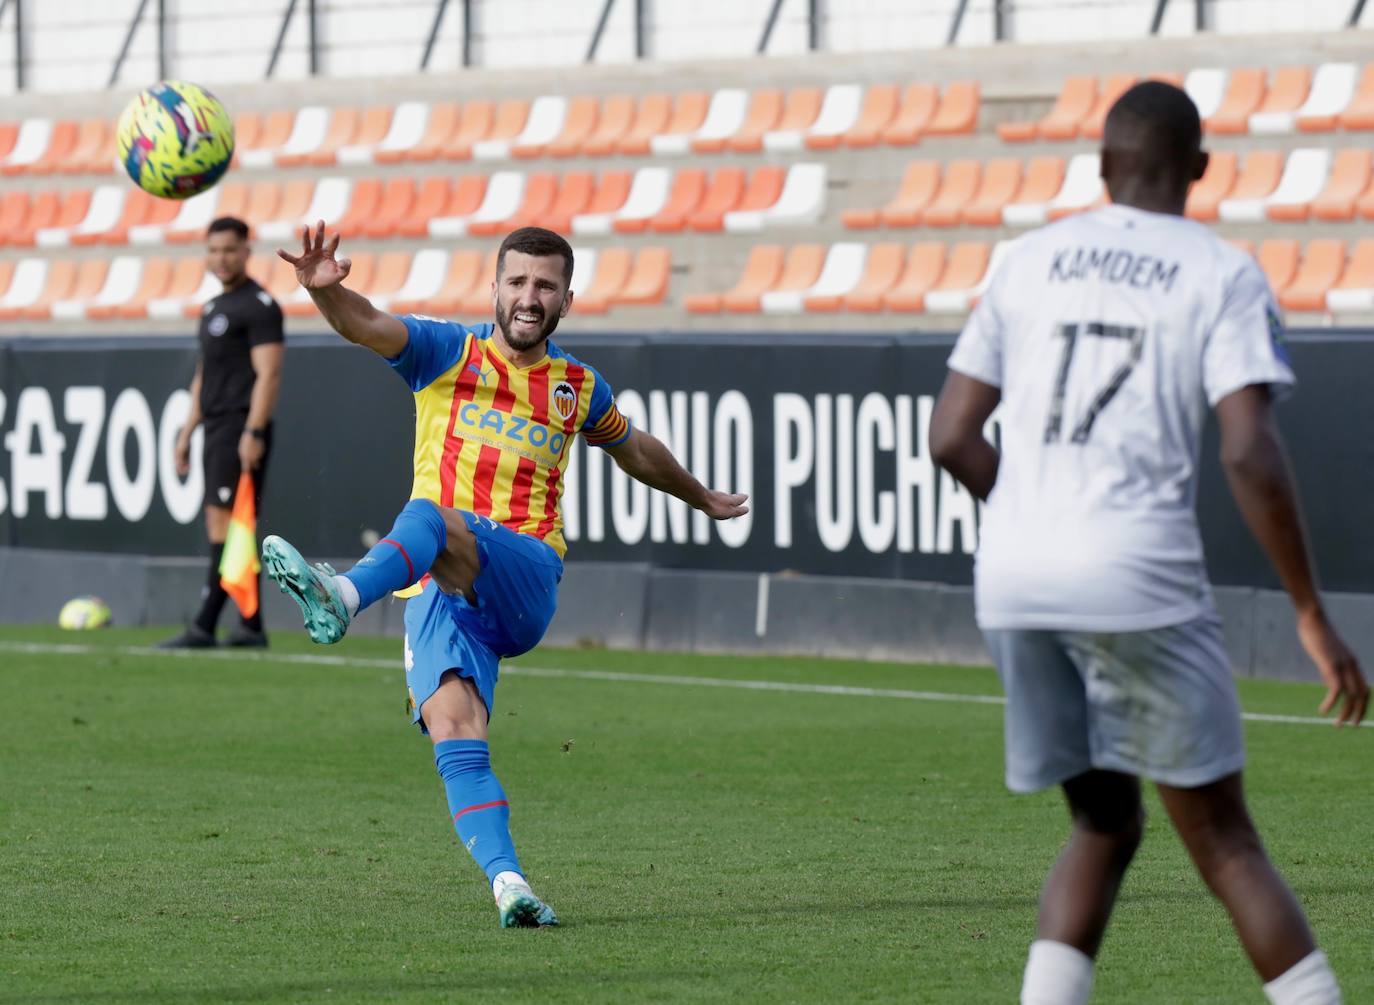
[1,625,1369,1004]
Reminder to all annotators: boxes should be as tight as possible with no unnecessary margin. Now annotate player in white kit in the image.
[929,82,1367,1005]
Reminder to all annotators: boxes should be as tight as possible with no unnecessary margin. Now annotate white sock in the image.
[492,870,527,899]
[1022,940,1094,1005]
[1264,950,1341,1005]
[333,575,360,618]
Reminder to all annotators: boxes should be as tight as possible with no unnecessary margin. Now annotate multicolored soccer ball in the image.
[58,596,113,631]
[115,80,234,200]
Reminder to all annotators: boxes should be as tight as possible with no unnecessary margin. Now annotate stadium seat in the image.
[1185,151,1238,221]
[615,93,675,155]
[961,158,1022,226]
[560,170,631,234]
[1357,169,1374,220]
[835,83,899,148]
[998,75,1095,142]
[456,252,500,317]
[1263,149,1334,222]
[685,167,749,232]
[317,105,391,166]
[377,247,447,312]
[646,168,708,233]
[924,241,994,313]
[881,84,936,144]
[1184,68,1229,121]
[156,266,216,320]
[366,250,412,306]
[796,83,865,150]
[235,110,294,167]
[56,256,141,321]
[567,247,598,299]
[334,177,384,238]
[722,88,786,153]
[590,166,671,235]
[469,171,556,236]
[701,244,784,313]
[720,243,820,313]
[105,188,179,244]
[761,242,865,313]
[243,179,297,237]
[465,98,529,160]
[842,159,937,229]
[925,81,979,135]
[0,190,30,243]
[13,258,77,320]
[2,119,55,175]
[543,171,597,233]
[1001,156,1065,226]
[831,241,903,311]
[96,256,173,319]
[1080,74,1137,140]
[1294,63,1360,132]
[1311,149,1372,221]
[41,257,109,320]
[0,259,17,301]
[881,241,947,312]
[617,247,671,306]
[1206,67,1265,133]
[37,184,126,247]
[1280,239,1345,311]
[488,95,564,160]
[431,171,514,238]
[921,159,981,227]
[725,162,826,232]
[247,105,327,168]
[574,248,632,313]
[1326,239,1374,313]
[506,172,562,231]
[131,184,220,244]
[259,177,350,241]
[344,100,429,164]
[1256,239,1300,296]
[644,91,710,155]
[1226,238,1255,258]
[579,95,635,156]
[757,87,828,151]
[286,105,359,167]
[32,119,85,174]
[358,178,418,239]
[0,258,49,318]
[410,175,485,238]
[1045,154,1104,221]
[389,101,459,162]
[1247,66,1313,135]
[674,88,748,155]
[1215,150,1284,222]
[546,95,602,157]
[11,189,86,247]
[0,121,17,160]
[1337,64,1374,129]
[400,248,483,315]
[129,257,198,319]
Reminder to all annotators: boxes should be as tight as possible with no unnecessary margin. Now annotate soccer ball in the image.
[115,80,235,200]
[58,596,113,631]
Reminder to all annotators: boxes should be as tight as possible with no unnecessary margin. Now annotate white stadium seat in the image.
[130,186,220,245]
[258,176,352,240]
[927,239,1016,314]
[0,258,48,312]
[725,162,828,232]
[431,170,523,237]
[149,269,217,320]
[569,247,597,298]
[475,95,566,160]
[1184,68,1228,121]
[373,248,448,311]
[764,83,863,151]
[339,100,430,165]
[761,242,866,314]
[1219,148,1330,222]
[2,118,54,171]
[573,166,671,235]
[52,256,143,320]
[241,105,328,168]
[652,88,747,155]
[36,185,126,248]
[1253,62,1358,134]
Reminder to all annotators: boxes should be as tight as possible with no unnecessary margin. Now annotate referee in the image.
[159,216,285,649]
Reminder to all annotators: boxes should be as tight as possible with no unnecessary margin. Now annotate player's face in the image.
[206,231,250,286]
[493,251,571,351]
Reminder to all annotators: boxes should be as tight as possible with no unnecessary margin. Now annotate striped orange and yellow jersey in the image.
[389,315,631,559]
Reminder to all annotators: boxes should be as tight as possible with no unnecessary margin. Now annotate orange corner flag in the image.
[219,472,260,619]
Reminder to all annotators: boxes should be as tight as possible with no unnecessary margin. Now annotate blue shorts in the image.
[403,511,562,729]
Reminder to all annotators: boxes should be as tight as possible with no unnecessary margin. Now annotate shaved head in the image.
[1100,81,1208,213]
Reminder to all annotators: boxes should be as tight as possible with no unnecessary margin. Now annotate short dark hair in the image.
[207,216,249,241]
[497,227,574,287]
[1103,81,1202,172]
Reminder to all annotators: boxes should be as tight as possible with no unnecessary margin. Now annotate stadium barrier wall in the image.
[2,331,1372,682]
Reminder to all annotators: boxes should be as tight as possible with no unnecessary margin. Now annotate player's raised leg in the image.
[1157,775,1341,1003]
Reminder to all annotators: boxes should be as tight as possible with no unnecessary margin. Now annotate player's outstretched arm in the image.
[930,371,1002,500]
[606,428,748,520]
[1215,385,1368,726]
[277,221,408,358]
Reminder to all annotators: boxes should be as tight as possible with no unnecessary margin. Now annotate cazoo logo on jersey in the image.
[0,384,204,523]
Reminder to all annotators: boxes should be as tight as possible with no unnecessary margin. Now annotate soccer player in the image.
[929,82,1367,1005]
[160,216,284,649]
[261,224,747,928]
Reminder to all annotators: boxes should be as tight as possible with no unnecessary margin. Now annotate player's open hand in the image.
[1297,608,1369,727]
[700,491,749,521]
[278,220,351,290]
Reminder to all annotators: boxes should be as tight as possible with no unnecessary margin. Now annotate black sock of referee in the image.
[194,543,229,635]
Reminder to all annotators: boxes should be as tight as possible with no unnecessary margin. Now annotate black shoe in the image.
[225,625,268,648]
[155,625,217,649]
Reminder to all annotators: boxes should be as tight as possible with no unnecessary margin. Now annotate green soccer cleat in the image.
[261,535,351,645]
[497,884,559,929]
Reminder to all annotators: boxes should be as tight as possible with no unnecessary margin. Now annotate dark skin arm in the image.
[1215,385,1368,726]
[928,371,1002,501]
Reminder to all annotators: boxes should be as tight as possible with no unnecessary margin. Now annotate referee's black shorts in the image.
[202,419,272,511]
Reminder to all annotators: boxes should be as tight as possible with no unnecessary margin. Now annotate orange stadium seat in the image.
[0,190,29,243]
[925,81,979,136]
[1358,170,1374,220]
[1226,238,1256,258]
[468,172,555,236]
[406,175,485,238]
[1326,239,1374,311]
[456,252,500,317]
[96,256,173,319]
[1001,156,1066,225]
[0,122,18,160]
[367,251,412,304]
[142,256,206,317]
[1280,239,1345,311]
[1081,74,1137,140]
[105,189,177,244]
[725,244,823,313]
[238,109,295,161]
[543,96,601,158]
[569,170,632,227]
[334,178,383,239]
[1338,65,1374,130]
[475,99,531,156]
[543,171,596,233]
[644,91,709,153]
[831,241,904,311]
[166,181,246,242]
[21,189,90,246]
[241,181,283,232]
[320,105,391,165]
[397,249,478,315]
[881,83,938,145]
[617,247,671,306]
[705,89,780,154]
[7,190,59,246]
[1248,66,1312,131]
[262,179,314,233]
[276,106,353,167]
[646,169,708,233]
[1219,150,1283,213]
[359,178,417,239]
[962,158,1023,226]
[0,260,14,300]
[1185,151,1238,221]
[578,95,635,156]
[437,100,495,161]
[615,93,674,155]
[683,168,747,232]
[22,120,78,175]
[875,160,942,228]
[998,75,1095,142]
[919,241,989,312]
[743,87,821,152]
[390,101,459,162]
[388,176,449,238]
[233,111,262,164]
[686,244,782,314]
[882,241,947,312]
[829,83,898,149]
[921,159,981,227]
[57,119,110,174]
[1256,239,1300,296]
[13,258,79,320]
[692,166,778,233]
[1206,68,1265,133]
[575,248,633,314]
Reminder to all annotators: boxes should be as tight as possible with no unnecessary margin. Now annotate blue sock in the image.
[343,498,447,611]
[434,739,523,885]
